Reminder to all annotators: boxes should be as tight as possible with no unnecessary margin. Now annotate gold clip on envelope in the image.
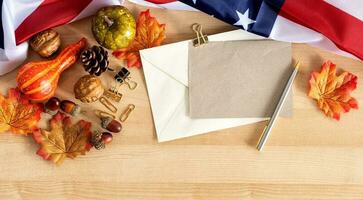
[141,30,268,142]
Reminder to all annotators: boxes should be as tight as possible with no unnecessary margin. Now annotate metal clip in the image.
[94,109,116,119]
[119,104,135,122]
[103,89,123,102]
[192,23,208,47]
[99,96,118,113]
[113,67,138,91]
[124,77,138,90]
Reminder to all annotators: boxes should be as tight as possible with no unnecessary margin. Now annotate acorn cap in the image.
[101,117,113,129]
[91,131,105,150]
[70,104,81,116]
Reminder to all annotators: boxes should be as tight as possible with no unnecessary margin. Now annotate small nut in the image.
[74,75,104,103]
[30,29,61,57]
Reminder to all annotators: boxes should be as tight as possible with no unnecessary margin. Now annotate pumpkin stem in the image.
[104,16,114,27]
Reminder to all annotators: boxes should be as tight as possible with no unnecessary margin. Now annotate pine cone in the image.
[81,46,110,76]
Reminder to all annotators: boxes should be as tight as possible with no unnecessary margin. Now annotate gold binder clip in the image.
[119,104,135,122]
[114,67,138,91]
[124,78,138,90]
[99,96,118,113]
[192,23,208,47]
[103,88,123,102]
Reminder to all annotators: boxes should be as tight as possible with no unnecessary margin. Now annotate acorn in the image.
[91,131,105,150]
[60,100,81,116]
[101,132,113,144]
[45,97,61,115]
[91,131,114,150]
[101,117,122,133]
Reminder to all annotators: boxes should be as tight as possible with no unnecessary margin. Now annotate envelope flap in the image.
[141,41,189,86]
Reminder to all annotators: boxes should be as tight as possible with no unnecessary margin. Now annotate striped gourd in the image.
[17,38,87,102]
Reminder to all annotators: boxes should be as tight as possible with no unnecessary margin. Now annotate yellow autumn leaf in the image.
[32,112,92,165]
[0,88,43,134]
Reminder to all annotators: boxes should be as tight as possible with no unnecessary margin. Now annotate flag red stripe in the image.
[145,0,177,4]
[15,0,92,45]
[279,0,363,59]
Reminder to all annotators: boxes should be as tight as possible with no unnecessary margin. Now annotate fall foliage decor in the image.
[113,9,166,68]
[0,88,43,135]
[17,38,87,102]
[308,61,358,120]
[32,112,92,165]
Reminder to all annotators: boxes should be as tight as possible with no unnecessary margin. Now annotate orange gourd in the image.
[17,38,87,102]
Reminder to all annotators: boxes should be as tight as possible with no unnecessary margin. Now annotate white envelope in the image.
[141,30,268,142]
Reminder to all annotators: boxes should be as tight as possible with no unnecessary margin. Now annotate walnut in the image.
[74,75,104,103]
[30,29,61,57]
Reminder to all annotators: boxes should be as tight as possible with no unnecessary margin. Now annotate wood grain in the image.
[0,1,363,199]
[0,182,363,200]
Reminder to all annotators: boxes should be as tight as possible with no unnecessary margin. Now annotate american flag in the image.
[1,0,363,75]
[131,0,363,59]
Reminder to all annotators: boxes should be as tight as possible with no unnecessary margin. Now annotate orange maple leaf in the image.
[113,9,166,68]
[32,112,92,165]
[0,88,43,134]
[308,61,358,120]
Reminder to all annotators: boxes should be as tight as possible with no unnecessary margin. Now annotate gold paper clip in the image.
[192,23,208,47]
[103,88,123,102]
[94,109,115,119]
[119,104,135,122]
[99,96,118,113]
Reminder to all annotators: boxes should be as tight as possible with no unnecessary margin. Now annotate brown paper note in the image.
[188,40,293,118]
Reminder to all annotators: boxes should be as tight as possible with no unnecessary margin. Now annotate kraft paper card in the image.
[188,40,293,118]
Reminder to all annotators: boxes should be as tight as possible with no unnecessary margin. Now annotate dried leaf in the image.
[113,9,166,68]
[0,88,43,134]
[32,112,92,165]
[308,61,358,120]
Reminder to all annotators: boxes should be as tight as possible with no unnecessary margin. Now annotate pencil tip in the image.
[294,60,300,70]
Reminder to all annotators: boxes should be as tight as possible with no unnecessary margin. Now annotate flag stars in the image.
[192,0,197,4]
[233,9,256,31]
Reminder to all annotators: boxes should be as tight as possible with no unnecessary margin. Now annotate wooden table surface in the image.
[1,2,363,199]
